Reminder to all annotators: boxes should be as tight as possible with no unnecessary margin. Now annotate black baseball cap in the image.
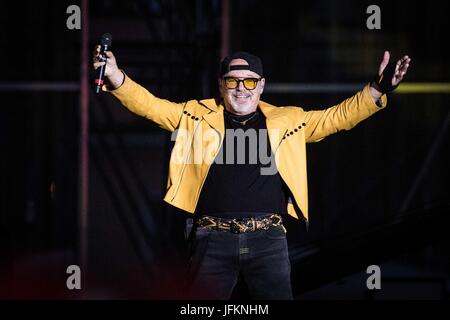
[220,51,264,77]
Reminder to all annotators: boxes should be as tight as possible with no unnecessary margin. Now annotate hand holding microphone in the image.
[93,33,124,92]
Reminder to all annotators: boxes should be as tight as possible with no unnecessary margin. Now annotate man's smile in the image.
[233,94,250,101]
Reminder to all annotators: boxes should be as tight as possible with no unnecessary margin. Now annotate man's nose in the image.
[236,80,246,91]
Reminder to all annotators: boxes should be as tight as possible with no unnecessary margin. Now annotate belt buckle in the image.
[230,221,241,234]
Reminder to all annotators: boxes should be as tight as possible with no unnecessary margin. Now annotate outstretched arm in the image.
[92,46,185,132]
[303,51,412,142]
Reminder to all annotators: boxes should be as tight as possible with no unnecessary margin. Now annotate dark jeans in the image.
[186,224,293,300]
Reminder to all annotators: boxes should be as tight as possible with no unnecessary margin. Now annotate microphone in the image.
[95,33,112,93]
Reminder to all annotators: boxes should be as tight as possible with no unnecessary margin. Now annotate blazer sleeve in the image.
[302,84,387,143]
[108,74,185,132]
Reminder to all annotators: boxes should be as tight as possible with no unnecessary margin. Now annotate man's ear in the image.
[259,78,265,94]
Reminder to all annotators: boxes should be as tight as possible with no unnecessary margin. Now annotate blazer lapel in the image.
[198,99,288,151]
[199,98,225,137]
[259,101,288,152]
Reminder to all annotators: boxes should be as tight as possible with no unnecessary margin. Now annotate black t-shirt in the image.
[195,108,288,218]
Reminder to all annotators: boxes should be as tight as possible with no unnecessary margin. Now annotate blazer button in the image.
[302,123,306,126]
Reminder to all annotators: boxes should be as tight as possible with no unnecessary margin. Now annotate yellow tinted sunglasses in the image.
[223,77,261,90]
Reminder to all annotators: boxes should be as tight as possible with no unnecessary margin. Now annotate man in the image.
[93,48,410,299]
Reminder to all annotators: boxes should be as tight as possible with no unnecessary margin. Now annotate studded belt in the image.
[196,214,283,234]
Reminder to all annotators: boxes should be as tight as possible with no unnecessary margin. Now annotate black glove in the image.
[372,62,398,93]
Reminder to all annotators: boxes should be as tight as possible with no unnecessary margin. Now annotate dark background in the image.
[0,0,449,299]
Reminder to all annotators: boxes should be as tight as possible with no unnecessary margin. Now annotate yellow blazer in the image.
[110,75,387,222]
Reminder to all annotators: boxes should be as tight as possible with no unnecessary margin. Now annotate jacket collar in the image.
[199,99,288,149]
[258,100,286,120]
[199,98,285,120]
[199,98,223,113]
[258,101,289,150]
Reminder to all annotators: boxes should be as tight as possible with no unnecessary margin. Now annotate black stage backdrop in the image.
[0,0,449,302]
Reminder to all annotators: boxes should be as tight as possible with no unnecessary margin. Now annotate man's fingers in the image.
[93,61,106,70]
[395,61,401,74]
[391,55,412,85]
[92,48,118,77]
[92,50,114,65]
[382,51,390,65]
[92,45,103,63]
[397,56,411,75]
[93,45,100,56]
[379,50,390,75]
[92,54,105,63]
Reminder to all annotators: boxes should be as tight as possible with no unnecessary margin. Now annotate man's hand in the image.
[92,45,125,90]
[370,51,412,101]
[378,51,411,87]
